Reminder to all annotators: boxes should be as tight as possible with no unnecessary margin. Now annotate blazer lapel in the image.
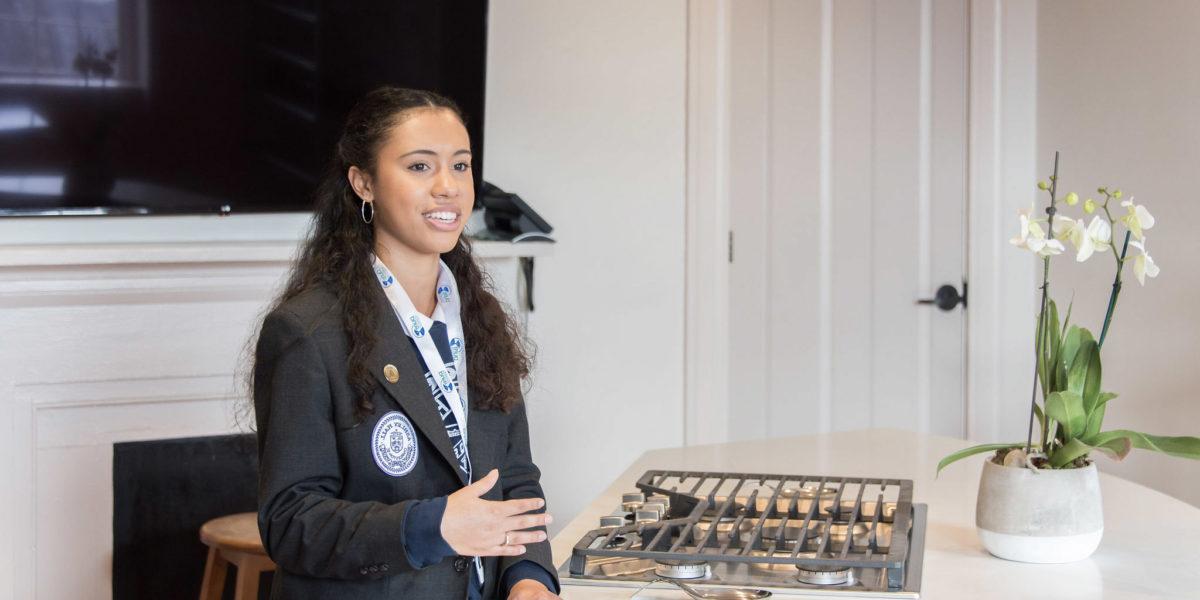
[366,284,469,485]
[466,404,489,483]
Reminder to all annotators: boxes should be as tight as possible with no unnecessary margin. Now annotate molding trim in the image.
[0,241,299,268]
[0,239,554,269]
[3,375,246,599]
[684,0,732,446]
[965,0,1038,443]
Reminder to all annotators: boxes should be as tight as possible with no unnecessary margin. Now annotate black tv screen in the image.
[0,0,488,216]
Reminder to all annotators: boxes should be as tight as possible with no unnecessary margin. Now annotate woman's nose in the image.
[432,168,459,198]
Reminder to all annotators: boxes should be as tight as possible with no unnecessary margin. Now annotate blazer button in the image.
[360,566,370,575]
[369,565,379,573]
[453,556,468,572]
[380,563,389,572]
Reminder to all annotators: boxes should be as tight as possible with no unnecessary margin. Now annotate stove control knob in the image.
[599,515,626,528]
[621,492,646,512]
[641,502,666,519]
[635,509,661,524]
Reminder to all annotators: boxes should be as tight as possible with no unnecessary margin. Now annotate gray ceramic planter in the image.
[975,458,1103,563]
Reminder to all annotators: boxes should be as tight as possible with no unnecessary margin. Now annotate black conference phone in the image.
[477,181,555,243]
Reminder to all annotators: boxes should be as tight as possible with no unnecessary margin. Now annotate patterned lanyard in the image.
[373,256,470,455]
[372,255,484,585]
[418,321,471,478]
[373,257,468,421]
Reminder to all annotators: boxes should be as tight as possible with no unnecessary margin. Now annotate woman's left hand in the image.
[507,579,561,600]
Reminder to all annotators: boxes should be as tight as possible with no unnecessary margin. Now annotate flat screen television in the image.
[0,0,488,216]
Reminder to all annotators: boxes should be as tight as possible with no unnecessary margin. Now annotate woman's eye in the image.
[454,162,471,172]
[408,163,429,172]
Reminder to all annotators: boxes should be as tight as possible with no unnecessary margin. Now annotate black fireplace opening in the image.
[113,433,270,600]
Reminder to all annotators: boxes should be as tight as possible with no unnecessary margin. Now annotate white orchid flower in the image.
[1030,234,1065,257]
[1052,217,1084,246]
[1010,203,1037,247]
[1074,216,1112,262]
[1128,239,1160,285]
[1010,203,1065,256]
[1120,197,1156,240]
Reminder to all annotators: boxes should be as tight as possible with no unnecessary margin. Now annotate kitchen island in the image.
[549,429,1200,599]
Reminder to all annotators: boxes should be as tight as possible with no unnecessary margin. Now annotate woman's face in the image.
[352,107,474,259]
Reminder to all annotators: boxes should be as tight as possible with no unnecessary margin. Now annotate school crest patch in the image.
[372,411,418,476]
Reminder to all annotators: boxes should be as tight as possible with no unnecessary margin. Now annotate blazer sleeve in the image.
[497,400,561,590]
[254,308,421,580]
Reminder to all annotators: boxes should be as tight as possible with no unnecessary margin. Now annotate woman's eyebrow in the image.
[398,149,472,158]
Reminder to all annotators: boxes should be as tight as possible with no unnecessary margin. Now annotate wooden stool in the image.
[199,512,277,600]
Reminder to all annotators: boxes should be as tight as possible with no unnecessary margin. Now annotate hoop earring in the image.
[361,200,374,224]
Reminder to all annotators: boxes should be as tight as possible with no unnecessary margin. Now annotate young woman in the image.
[251,87,560,599]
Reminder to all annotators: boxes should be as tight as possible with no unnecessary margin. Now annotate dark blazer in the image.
[252,282,556,599]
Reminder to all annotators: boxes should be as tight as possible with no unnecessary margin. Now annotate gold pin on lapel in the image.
[383,364,400,383]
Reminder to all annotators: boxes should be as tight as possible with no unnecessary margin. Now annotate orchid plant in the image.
[939,153,1200,472]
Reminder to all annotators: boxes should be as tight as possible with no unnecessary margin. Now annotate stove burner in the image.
[654,559,710,579]
[795,564,855,586]
[787,483,837,499]
[811,521,871,544]
[695,514,753,540]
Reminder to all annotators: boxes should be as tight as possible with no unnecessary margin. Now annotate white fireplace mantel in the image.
[0,211,551,600]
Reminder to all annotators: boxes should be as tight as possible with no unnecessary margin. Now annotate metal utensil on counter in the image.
[645,577,771,599]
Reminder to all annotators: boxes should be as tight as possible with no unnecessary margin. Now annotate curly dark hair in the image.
[252,87,530,422]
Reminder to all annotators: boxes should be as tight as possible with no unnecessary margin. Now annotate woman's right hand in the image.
[440,468,553,556]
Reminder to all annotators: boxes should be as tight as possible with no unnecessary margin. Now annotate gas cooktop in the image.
[558,469,927,598]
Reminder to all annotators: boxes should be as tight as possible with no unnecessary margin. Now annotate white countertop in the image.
[549,429,1200,599]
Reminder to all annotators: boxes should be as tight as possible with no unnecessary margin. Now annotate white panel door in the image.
[727,0,969,439]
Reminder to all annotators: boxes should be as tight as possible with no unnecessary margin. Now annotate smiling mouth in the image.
[423,210,459,224]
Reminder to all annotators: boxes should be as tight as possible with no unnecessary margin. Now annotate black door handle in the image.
[917,282,967,311]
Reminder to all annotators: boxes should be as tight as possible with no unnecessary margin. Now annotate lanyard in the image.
[372,255,486,585]
[372,255,470,447]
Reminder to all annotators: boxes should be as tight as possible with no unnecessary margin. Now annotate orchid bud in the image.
[1038,181,1049,190]
[1065,192,1079,206]
[1098,186,1108,194]
[1113,189,1123,199]
[1083,198,1097,214]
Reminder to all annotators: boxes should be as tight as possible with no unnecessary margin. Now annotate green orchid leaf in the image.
[1053,301,1074,392]
[937,443,1022,475]
[1085,430,1200,460]
[1082,392,1117,439]
[1049,434,1133,468]
[1049,438,1092,468]
[1060,296,1074,342]
[1081,344,1103,415]
[1045,390,1085,441]
[1067,339,1097,398]
[1091,435,1133,461]
[1033,402,1045,432]
[1062,326,1083,373]
[1047,300,1063,392]
[1037,350,1049,397]
[1083,402,1106,440]
[1047,301,1061,361]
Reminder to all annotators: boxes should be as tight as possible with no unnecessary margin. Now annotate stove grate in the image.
[568,470,920,592]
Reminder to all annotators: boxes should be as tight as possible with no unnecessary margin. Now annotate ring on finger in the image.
[503,531,512,546]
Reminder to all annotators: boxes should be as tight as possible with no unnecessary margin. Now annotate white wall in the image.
[0,5,688,596]
[1038,0,1200,507]
[482,0,688,535]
